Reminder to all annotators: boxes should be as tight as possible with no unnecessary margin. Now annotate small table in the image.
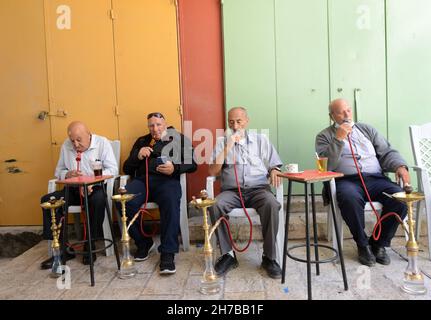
[279,170,348,300]
[56,175,120,286]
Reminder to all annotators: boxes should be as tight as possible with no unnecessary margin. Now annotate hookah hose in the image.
[216,146,253,252]
[130,156,158,237]
[61,152,87,251]
[346,134,405,241]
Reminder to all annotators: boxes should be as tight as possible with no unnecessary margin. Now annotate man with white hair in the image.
[40,121,118,269]
[209,107,283,279]
[315,99,409,266]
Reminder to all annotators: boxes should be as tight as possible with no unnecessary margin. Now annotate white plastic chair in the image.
[410,123,431,259]
[119,173,189,251]
[47,140,120,257]
[206,176,285,264]
[327,178,409,250]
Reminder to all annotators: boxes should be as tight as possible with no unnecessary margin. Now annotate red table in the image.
[279,170,348,300]
[56,175,120,286]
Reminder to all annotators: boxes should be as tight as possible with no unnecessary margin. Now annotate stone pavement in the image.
[0,236,430,300]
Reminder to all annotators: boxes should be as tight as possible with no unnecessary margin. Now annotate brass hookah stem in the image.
[120,199,130,243]
[51,207,61,250]
[406,202,418,256]
[202,205,212,255]
[203,207,223,254]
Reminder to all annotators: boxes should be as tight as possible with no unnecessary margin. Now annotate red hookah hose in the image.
[63,152,87,250]
[216,147,253,252]
[346,135,405,241]
[137,156,158,237]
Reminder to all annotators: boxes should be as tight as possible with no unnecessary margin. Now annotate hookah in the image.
[40,196,65,278]
[191,190,223,295]
[190,133,259,294]
[112,187,140,279]
[387,187,427,295]
[344,125,427,295]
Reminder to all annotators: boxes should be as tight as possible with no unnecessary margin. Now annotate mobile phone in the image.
[156,156,168,166]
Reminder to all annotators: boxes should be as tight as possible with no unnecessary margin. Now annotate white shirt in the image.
[336,124,382,175]
[55,134,118,180]
[211,131,282,190]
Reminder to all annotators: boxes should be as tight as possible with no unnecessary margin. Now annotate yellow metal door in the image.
[44,0,119,165]
[111,0,181,166]
[0,0,53,225]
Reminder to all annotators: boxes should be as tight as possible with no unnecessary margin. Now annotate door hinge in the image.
[178,104,183,117]
[174,0,178,7]
[115,105,120,116]
[109,9,116,20]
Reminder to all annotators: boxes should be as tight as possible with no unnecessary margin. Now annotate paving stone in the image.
[97,287,144,300]
[0,234,429,300]
[223,291,266,300]
[60,282,110,300]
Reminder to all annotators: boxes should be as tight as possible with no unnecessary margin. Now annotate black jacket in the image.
[123,126,197,179]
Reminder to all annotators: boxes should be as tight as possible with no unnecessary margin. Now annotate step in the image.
[188,210,429,242]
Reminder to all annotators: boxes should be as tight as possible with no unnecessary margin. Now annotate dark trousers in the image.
[117,175,181,254]
[336,173,407,248]
[41,186,106,242]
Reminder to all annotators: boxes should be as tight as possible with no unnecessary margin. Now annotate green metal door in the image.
[387,0,431,175]
[275,0,330,178]
[328,0,387,135]
[222,0,278,145]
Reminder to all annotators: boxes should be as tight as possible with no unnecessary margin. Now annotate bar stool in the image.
[280,170,348,300]
[57,175,121,286]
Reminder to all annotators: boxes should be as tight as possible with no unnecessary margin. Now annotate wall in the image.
[222,0,431,193]
[0,0,182,225]
[178,0,225,199]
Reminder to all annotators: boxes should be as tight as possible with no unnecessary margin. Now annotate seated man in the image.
[208,106,283,279]
[315,98,409,266]
[40,121,118,269]
[120,112,197,275]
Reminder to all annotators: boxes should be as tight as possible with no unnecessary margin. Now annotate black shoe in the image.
[214,253,238,276]
[261,256,282,279]
[134,240,155,261]
[159,253,176,275]
[357,245,376,266]
[40,249,75,270]
[369,240,391,265]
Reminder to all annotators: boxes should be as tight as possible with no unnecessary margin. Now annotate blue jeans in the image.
[117,175,181,254]
[336,173,407,248]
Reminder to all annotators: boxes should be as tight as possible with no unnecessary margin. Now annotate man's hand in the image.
[396,166,410,186]
[157,161,174,175]
[65,170,82,179]
[270,169,282,188]
[335,123,353,141]
[138,146,153,160]
[227,131,243,149]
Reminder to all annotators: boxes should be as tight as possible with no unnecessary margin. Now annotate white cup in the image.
[285,163,299,173]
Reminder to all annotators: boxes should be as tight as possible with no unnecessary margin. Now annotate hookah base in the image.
[199,278,222,295]
[401,281,427,295]
[117,268,137,279]
[50,256,63,278]
[49,271,63,278]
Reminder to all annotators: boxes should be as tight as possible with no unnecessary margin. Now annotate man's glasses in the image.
[147,112,165,120]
